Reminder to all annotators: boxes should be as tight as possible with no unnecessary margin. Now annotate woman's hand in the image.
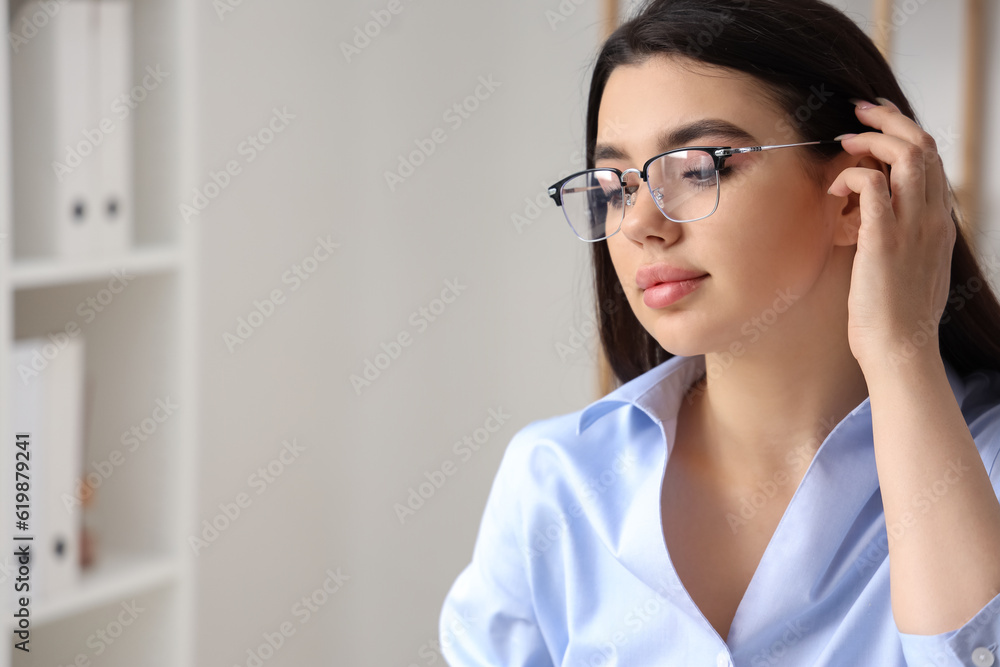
[826,98,956,376]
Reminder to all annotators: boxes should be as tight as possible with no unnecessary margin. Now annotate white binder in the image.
[11,336,86,601]
[11,0,126,259]
[97,0,133,254]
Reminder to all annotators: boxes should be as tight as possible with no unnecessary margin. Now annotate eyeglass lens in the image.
[559,149,721,240]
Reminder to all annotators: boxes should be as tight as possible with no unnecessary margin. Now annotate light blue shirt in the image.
[439,353,1000,667]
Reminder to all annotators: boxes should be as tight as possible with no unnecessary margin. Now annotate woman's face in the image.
[597,54,855,358]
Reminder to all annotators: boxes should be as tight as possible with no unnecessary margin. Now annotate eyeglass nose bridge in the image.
[620,168,643,207]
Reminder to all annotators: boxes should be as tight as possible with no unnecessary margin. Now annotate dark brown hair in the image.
[586,0,1000,387]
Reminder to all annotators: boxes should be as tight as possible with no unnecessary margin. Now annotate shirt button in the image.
[716,651,732,667]
[972,647,995,667]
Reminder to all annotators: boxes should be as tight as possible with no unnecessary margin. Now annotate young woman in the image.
[440,1,1000,665]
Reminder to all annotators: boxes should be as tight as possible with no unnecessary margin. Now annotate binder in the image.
[11,336,86,601]
[97,0,133,254]
[11,0,112,259]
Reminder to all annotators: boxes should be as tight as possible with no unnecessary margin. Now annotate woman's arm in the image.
[866,348,1000,635]
[829,97,1000,636]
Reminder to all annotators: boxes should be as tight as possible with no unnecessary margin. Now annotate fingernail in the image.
[875,97,899,111]
[849,98,877,110]
[833,133,858,141]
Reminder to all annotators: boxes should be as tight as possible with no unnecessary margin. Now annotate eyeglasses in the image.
[547,140,842,242]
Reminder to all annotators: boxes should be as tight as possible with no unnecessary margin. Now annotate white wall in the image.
[192,2,1000,665]
[193,2,601,665]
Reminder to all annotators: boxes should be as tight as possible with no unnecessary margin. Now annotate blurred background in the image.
[1,0,998,665]
[198,1,1000,663]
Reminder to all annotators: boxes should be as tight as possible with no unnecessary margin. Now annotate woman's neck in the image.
[677,342,870,482]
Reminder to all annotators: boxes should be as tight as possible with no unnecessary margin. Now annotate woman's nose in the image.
[620,181,681,242]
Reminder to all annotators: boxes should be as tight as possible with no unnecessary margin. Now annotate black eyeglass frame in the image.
[546,139,843,241]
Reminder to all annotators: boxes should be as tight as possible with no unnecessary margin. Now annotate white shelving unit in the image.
[0,0,198,665]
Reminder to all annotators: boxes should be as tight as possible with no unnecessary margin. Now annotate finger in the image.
[837,131,925,225]
[828,165,895,242]
[923,148,949,211]
[851,100,926,148]
[853,101,946,210]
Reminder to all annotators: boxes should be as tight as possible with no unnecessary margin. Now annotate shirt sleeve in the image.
[897,398,1000,667]
[896,590,1000,667]
[439,427,556,667]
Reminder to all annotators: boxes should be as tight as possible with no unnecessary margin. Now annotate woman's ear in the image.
[831,155,889,246]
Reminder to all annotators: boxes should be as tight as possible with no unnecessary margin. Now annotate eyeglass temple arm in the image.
[548,183,594,205]
[713,139,842,158]
[712,139,843,169]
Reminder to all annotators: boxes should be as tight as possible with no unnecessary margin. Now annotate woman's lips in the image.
[642,275,708,308]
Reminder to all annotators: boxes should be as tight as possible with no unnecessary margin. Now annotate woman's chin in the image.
[650,336,708,359]
[644,320,712,359]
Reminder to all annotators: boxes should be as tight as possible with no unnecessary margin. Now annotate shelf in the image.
[10,244,182,290]
[27,552,178,627]
[0,0,197,663]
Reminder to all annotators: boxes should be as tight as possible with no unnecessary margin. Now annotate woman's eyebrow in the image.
[593,118,758,162]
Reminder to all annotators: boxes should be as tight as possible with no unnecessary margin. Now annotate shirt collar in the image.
[576,354,706,435]
[577,352,969,436]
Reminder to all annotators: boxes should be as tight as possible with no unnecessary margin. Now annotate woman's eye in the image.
[683,165,733,180]
[683,168,713,180]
